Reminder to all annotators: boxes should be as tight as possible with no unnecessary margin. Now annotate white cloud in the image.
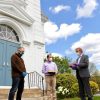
[49,5,70,14]
[71,33,100,65]
[52,53,63,58]
[44,52,62,60]
[44,21,82,44]
[65,49,73,55]
[76,0,98,18]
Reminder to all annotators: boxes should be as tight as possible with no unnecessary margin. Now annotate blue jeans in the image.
[8,77,24,100]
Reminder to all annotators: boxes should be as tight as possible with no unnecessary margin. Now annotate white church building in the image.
[0,0,47,87]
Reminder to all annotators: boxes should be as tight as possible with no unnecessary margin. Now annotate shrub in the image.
[69,81,99,97]
[90,81,99,94]
[56,73,77,97]
[56,73,99,98]
[70,83,79,97]
[90,76,100,90]
[56,73,77,89]
[56,86,70,99]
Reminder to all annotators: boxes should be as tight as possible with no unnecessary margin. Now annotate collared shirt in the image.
[77,53,83,64]
[42,61,58,75]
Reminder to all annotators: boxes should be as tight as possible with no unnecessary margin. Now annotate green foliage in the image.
[57,86,70,99]
[90,81,99,94]
[56,73,77,89]
[66,81,99,97]
[70,83,79,97]
[90,76,100,90]
[56,73,77,97]
[56,73,99,98]
[52,56,71,73]
[63,96,100,100]
[69,81,99,97]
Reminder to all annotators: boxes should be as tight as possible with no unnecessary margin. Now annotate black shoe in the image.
[88,97,93,100]
[81,98,86,100]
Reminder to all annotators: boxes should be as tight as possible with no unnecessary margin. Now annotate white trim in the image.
[0,8,32,26]
[0,86,39,89]
[0,0,27,6]
[0,86,11,89]
[0,1,34,26]
[0,24,19,42]
[0,37,21,44]
[34,41,45,46]
[22,40,31,45]
[0,16,26,42]
[12,0,27,7]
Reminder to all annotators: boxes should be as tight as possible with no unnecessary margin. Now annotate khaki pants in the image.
[45,75,56,100]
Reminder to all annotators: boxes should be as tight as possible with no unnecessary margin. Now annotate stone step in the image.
[0,96,50,100]
[23,89,43,98]
[0,88,44,99]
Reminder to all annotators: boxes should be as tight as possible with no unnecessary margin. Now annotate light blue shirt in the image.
[42,61,58,75]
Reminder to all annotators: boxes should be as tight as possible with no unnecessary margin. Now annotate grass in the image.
[57,96,100,100]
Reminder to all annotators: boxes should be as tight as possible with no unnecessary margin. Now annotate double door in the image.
[0,39,20,86]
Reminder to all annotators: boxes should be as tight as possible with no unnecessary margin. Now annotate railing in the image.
[27,71,44,96]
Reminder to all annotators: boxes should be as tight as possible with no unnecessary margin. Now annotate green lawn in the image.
[57,96,100,100]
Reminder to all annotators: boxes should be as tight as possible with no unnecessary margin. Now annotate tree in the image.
[88,62,96,75]
[52,56,71,73]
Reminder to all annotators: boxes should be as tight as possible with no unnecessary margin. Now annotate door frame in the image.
[0,38,20,87]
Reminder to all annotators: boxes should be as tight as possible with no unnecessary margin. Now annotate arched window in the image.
[0,24,19,42]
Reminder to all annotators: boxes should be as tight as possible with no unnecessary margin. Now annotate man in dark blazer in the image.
[8,47,27,100]
[70,47,93,100]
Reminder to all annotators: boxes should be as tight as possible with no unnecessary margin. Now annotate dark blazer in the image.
[11,53,26,77]
[76,54,90,78]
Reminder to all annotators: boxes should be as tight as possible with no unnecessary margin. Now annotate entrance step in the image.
[0,96,50,100]
[23,89,43,98]
[0,88,44,99]
[0,89,9,99]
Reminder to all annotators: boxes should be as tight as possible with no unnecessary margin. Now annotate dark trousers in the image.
[77,76,93,100]
[8,77,24,100]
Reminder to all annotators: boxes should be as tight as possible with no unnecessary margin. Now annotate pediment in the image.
[0,0,27,7]
[0,2,34,26]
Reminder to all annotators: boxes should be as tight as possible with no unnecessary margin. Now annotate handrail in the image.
[27,71,44,96]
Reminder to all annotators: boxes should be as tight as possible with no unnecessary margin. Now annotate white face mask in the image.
[48,58,52,62]
[76,52,80,56]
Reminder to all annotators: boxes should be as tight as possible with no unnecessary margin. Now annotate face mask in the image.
[48,58,52,62]
[19,51,24,57]
[76,52,80,56]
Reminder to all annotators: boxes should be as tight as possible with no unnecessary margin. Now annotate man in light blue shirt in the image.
[42,54,58,100]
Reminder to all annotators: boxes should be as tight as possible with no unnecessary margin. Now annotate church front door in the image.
[0,24,20,86]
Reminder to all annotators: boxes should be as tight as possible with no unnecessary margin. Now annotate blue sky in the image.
[41,0,100,70]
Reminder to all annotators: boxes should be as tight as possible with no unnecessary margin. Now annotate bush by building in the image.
[90,76,100,90]
[90,81,99,94]
[56,73,99,99]
[56,73,77,98]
